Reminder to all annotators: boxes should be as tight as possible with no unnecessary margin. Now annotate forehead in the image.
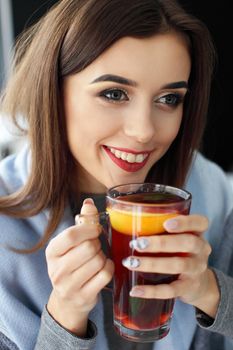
[71,32,191,87]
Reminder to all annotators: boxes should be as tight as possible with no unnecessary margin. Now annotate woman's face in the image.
[63,32,191,193]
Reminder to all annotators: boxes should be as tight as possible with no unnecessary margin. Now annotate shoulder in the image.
[0,145,31,196]
[185,152,233,256]
[187,152,230,186]
[186,152,233,215]
[0,145,48,247]
[214,207,233,272]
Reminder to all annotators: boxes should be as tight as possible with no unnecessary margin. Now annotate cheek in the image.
[156,116,182,147]
[65,101,95,146]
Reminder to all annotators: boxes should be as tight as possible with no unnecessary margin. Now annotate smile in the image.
[109,147,148,163]
[103,146,151,172]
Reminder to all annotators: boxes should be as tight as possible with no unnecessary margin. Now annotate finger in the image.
[122,255,207,274]
[70,250,108,288]
[75,198,99,225]
[46,223,101,258]
[129,277,200,300]
[163,214,209,234]
[51,238,102,275]
[46,198,101,257]
[130,234,208,254]
[129,283,177,299]
[81,259,114,298]
[79,198,98,216]
[52,250,108,292]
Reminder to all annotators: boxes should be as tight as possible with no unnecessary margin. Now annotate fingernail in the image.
[122,257,140,268]
[164,219,178,231]
[83,198,94,205]
[129,238,149,250]
[130,287,144,297]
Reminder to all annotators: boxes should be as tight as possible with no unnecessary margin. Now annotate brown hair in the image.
[0,0,216,253]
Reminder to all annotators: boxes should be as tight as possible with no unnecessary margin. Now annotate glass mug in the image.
[77,183,192,342]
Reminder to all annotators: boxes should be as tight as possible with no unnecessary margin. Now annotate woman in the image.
[0,0,233,349]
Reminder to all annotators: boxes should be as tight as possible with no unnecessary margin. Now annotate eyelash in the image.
[99,88,184,108]
[99,88,129,103]
[156,93,184,107]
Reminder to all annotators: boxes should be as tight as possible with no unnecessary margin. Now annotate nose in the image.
[123,102,155,144]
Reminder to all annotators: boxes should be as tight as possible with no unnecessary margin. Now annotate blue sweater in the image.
[0,146,233,350]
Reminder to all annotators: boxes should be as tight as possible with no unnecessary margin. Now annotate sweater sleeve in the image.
[34,306,97,350]
[196,268,233,338]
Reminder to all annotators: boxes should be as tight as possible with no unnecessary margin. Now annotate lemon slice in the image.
[107,208,177,236]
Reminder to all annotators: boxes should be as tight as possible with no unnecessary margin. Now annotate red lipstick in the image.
[103,146,150,172]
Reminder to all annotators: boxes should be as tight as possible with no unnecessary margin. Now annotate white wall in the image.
[0,0,24,158]
[0,0,14,88]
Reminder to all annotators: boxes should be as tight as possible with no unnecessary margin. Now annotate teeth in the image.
[108,147,148,163]
[135,154,144,163]
[121,152,128,161]
[126,153,136,163]
[115,150,122,159]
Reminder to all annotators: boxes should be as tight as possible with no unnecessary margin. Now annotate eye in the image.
[156,93,183,107]
[99,88,129,102]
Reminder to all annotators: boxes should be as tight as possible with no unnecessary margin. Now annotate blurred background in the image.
[0,0,233,187]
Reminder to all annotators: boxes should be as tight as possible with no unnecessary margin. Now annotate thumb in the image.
[75,198,100,230]
[75,198,99,225]
[80,198,98,215]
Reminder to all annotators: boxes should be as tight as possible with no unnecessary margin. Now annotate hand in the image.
[123,214,220,318]
[46,198,114,336]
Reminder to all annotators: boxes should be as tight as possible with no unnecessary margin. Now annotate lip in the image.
[107,145,152,155]
[103,146,151,172]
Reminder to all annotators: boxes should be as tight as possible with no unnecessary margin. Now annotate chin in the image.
[106,174,148,190]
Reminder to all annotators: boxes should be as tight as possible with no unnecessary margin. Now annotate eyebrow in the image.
[91,74,137,86]
[162,81,189,90]
[91,74,188,90]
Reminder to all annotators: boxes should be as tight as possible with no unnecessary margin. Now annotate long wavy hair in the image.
[0,0,216,253]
